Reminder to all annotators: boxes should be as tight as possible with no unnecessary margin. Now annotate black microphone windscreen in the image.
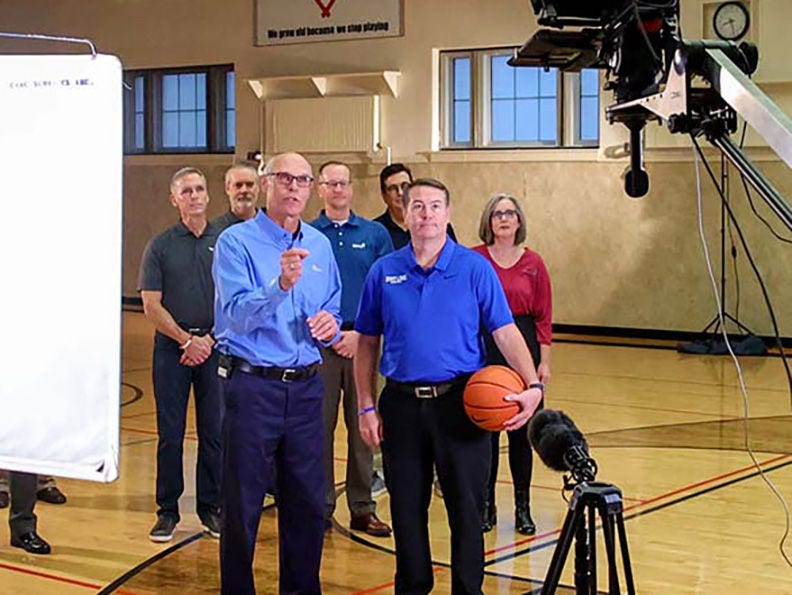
[528,409,588,472]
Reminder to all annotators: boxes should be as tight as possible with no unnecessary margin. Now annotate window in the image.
[441,49,600,148]
[123,64,235,154]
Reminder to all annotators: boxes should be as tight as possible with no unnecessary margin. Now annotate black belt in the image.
[340,321,355,331]
[387,376,469,399]
[222,355,319,383]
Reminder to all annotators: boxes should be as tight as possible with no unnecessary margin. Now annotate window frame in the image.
[440,47,600,150]
[123,64,235,155]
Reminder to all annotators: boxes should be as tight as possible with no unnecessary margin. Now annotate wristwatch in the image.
[529,382,545,392]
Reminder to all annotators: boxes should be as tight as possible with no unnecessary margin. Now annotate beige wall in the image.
[2,0,790,334]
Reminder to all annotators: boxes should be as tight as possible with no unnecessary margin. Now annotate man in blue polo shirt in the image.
[354,178,543,595]
[309,161,393,537]
[213,152,341,595]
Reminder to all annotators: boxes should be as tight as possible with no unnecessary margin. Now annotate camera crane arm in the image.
[511,2,792,227]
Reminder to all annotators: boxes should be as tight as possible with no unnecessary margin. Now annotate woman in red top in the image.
[472,193,552,535]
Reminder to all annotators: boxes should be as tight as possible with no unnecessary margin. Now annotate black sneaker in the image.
[149,515,177,543]
[200,511,221,539]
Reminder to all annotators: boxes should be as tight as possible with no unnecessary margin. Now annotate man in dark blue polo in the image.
[138,167,222,543]
[355,178,544,595]
[309,161,393,537]
[213,152,341,595]
[374,163,457,250]
[212,163,260,232]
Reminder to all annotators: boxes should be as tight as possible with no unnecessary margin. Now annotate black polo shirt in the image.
[373,209,457,250]
[138,220,220,331]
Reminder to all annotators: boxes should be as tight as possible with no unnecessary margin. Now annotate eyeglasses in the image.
[265,171,314,188]
[385,181,410,194]
[491,209,518,220]
[319,180,351,189]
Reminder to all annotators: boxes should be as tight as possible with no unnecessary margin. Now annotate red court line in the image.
[503,480,647,503]
[484,452,792,558]
[0,562,142,595]
[121,426,198,442]
[622,452,792,512]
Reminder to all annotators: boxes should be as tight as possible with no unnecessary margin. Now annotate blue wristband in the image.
[358,405,376,416]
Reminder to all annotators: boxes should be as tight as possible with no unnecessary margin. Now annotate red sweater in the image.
[472,245,552,345]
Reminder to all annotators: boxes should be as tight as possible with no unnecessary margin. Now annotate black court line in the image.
[483,458,792,569]
[556,336,791,358]
[120,382,143,407]
[97,531,205,594]
[100,488,320,592]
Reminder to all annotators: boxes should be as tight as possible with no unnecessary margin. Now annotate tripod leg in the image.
[615,512,637,595]
[542,503,586,594]
[586,504,597,595]
[598,508,621,595]
[574,506,592,594]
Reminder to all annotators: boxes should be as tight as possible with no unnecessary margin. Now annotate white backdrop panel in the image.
[0,54,122,482]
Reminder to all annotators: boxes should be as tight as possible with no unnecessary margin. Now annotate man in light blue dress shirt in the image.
[213,152,341,595]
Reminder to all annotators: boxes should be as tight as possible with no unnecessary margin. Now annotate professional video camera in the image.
[512,0,792,223]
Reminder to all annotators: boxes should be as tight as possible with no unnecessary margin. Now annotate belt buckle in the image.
[414,386,437,399]
[281,368,298,382]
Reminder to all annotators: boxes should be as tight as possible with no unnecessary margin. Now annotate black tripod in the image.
[540,482,635,594]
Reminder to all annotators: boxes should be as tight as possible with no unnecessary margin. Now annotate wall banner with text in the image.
[256,0,403,46]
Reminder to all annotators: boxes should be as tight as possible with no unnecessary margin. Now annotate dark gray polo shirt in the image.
[211,210,244,233]
[138,220,220,332]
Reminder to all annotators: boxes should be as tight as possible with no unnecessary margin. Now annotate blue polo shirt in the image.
[212,209,342,367]
[309,210,393,325]
[355,239,513,383]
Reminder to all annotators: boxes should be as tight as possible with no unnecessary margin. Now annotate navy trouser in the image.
[379,382,489,595]
[220,369,325,595]
[8,471,37,538]
[152,334,222,521]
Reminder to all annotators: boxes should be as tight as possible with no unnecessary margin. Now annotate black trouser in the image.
[484,315,541,503]
[379,381,489,595]
[8,471,37,538]
[152,333,222,521]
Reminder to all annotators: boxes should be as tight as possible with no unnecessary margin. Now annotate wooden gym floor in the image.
[1,311,791,594]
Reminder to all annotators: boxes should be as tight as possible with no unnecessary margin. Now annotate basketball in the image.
[464,365,526,431]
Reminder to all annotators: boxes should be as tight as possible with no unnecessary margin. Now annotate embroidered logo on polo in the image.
[351,242,367,249]
[385,274,407,285]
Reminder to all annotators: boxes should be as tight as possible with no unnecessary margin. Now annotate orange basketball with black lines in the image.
[464,365,525,431]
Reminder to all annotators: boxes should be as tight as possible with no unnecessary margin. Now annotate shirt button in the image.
[339,241,344,246]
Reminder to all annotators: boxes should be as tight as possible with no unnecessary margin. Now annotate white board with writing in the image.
[256,0,403,45]
[0,54,122,482]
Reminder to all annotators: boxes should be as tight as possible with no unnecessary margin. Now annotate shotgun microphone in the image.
[528,409,598,484]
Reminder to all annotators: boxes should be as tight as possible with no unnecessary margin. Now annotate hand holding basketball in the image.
[464,365,528,431]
